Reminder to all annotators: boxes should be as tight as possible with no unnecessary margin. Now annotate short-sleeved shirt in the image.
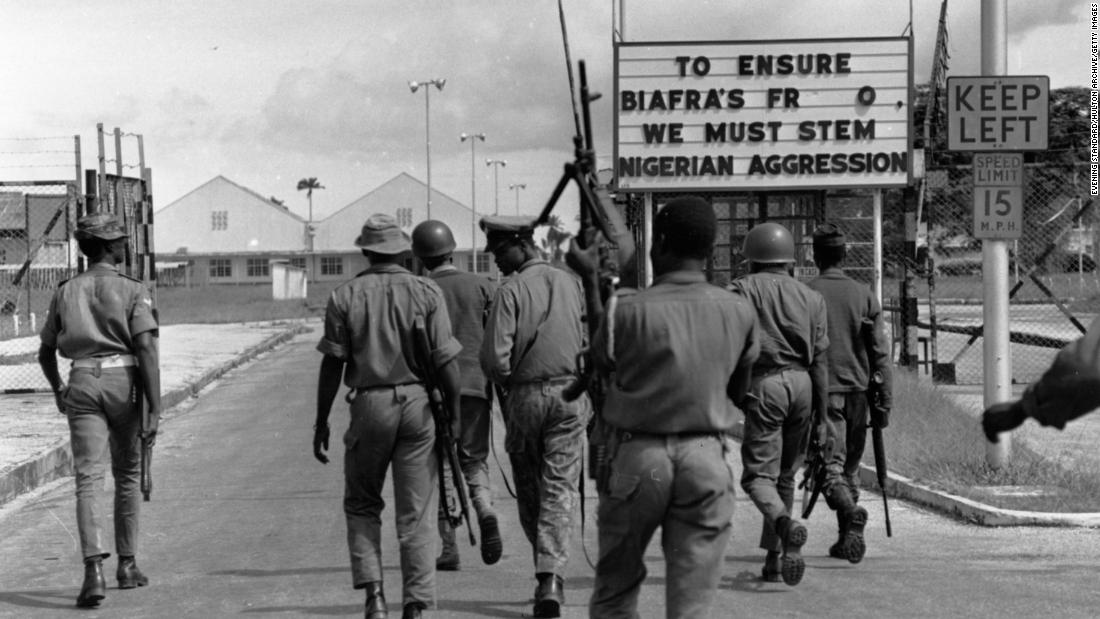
[729,270,829,373]
[429,265,497,398]
[807,267,892,404]
[480,259,585,386]
[40,262,158,359]
[317,263,461,389]
[595,270,760,434]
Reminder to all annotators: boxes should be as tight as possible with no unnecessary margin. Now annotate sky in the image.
[0,0,1090,234]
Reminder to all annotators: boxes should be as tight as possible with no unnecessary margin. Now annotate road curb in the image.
[0,323,309,508]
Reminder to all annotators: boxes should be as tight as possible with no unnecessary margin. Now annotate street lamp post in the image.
[509,183,527,215]
[486,159,506,215]
[409,77,446,219]
[461,132,486,273]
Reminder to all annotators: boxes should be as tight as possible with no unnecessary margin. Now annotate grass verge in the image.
[876,369,1100,513]
[156,282,337,325]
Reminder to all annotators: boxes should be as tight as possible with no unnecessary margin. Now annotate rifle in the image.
[868,370,893,537]
[412,317,476,547]
[799,425,833,519]
[141,399,152,501]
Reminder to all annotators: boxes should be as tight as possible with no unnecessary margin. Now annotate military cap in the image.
[812,223,846,248]
[479,214,537,252]
[354,213,412,254]
[75,213,128,241]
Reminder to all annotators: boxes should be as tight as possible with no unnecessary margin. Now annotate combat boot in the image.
[760,551,782,582]
[843,505,869,564]
[76,557,106,608]
[533,572,564,618]
[117,556,149,589]
[776,516,807,587]
[478,510,502,565]
[828,510,850,559]
[363,581,387,619]
[436,518,460,571]
[401,602,426,619]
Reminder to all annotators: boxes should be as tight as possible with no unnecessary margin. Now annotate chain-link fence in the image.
[918,164,1094,385]
[0,181,79,392]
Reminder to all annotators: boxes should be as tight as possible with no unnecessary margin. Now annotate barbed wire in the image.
[0,136,74,142]
[0,150,74,155]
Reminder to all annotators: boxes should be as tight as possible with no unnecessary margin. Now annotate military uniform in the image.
[588,267,759,617]
[38,213,160,607]
[730,222,829,586]
[426,262,501,565]
[315,214,461,615]
[807,224,893,562]
[479,215,590,617]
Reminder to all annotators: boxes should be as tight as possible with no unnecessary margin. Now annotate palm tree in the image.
[539,214,572,264]
[296,177,324,224]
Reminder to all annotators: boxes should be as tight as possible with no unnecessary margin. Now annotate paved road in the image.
[1,332,1097,618]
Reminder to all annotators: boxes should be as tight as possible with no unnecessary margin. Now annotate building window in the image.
[467,253,491,273]
[395,207,413,228]
[209,258,232,278]
[289,257,306,270]
[321,256,343,276]
[246,258,269,277]
[211,210,228,231]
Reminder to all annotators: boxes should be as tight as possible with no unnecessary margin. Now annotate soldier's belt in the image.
[751,364,808,379]
[72,354,137,370]
[509,375,574,386]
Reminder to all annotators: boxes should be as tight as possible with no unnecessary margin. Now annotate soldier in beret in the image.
[37,212,162,608]
[807,223,892,565]
[478,215,591,618]
[314,213,463,619]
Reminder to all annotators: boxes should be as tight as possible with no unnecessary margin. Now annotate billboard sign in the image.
[614,37,912,192]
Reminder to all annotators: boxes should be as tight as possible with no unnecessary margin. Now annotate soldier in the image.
[478,214,591,619]
[314,213,463,619]
[410,219,503,570]
[574,196,759,618]
[807,223,892,564]
[982,313,1100,439]
[730,221,829,587]
[37,213,161,608]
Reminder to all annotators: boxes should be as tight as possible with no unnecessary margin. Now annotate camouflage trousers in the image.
[503,378,591,575]
[740,369,813,552]
[823,392,869,505]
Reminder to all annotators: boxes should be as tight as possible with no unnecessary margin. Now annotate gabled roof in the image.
[319,172,473,222]
[157,175,306,222]
[0,192,23,229]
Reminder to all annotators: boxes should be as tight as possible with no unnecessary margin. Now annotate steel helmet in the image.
[743,222,796,263]
[411,220,456,258]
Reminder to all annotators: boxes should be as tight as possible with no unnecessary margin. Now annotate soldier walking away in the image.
[314,213,463,619]
[37,213,162,608]
[573,197,759,618]
[807,224,892,564]
[411,219,503,570]
[479,214,591,619]
[982,313,1100,439]
[730,221,830,587]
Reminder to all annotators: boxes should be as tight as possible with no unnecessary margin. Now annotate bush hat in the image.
[355,213,412,254]
[75,213,128,241]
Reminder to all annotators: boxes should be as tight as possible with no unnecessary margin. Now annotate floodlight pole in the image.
[487,159,506,215]
[410,78,446,219]
[461,132,485,273]
[982,0,1012,467]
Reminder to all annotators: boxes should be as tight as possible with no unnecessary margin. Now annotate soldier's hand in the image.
[313,422,330,464]
[53,389,66,415]
[813,422,828,448]
[981,401,1028,443]
[140,414,160,447]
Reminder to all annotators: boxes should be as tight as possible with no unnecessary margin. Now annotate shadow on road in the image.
[208,566,347,578]
[0,589,77,611]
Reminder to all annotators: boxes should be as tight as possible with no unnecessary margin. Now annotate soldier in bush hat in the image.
[478,213,590,618]
[730,221,829,587]
[807,223,892,565]
[314,212,463,619]
[37,212,161,607]
[411,219,503,570]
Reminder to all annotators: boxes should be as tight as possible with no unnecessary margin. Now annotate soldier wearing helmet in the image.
[37,213,161,607]
[411,219,503,571]
[729,221,829,587]
[807,223,892,565]
[314,213,463,619]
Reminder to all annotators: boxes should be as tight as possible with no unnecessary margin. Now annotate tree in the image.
[296,177,324,223]
[538,214,572,264]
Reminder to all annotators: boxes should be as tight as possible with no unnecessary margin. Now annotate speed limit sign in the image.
[973,153,1023,239]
